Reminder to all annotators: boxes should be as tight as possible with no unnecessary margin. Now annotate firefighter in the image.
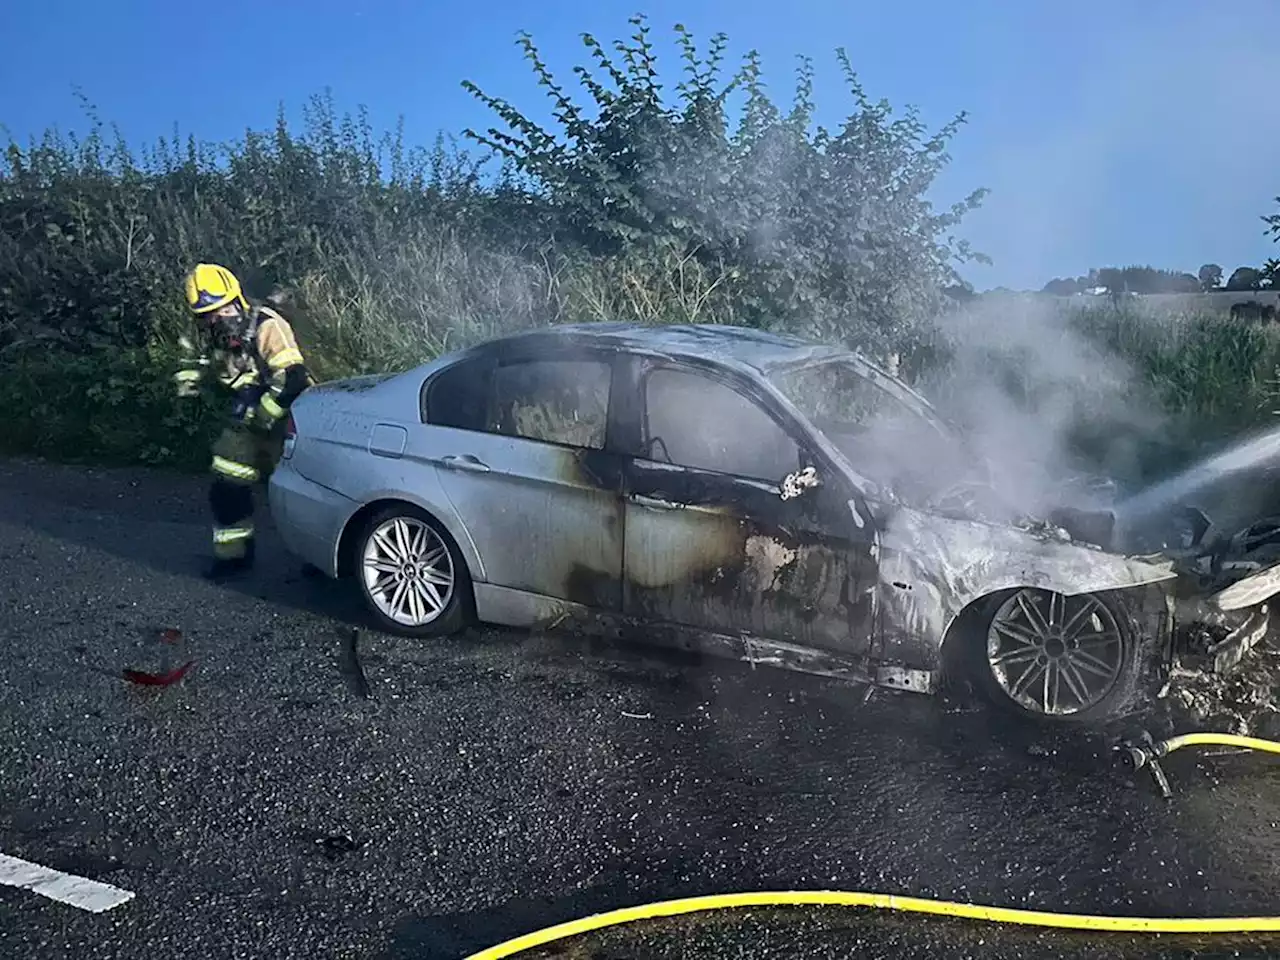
[174,263,314,580]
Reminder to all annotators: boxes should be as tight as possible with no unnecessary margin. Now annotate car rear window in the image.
[423,358,494,432]
[492,358,611,449]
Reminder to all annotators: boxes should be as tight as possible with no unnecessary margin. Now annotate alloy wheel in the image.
[360,516,456,627]
[986,588,1124,716]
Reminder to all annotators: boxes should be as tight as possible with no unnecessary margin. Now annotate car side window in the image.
[423,357,494,432]
[492,358,612,450]
[643,367,800,482]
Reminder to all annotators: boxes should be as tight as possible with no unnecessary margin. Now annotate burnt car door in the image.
[417,348,626,610]
[617,356,879,654]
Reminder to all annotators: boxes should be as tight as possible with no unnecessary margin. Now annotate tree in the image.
[1261,258,1280,289]
[1198,263,1223,291]
[1116,265,1197,294]
[461,14,989,353]
[1264,196,1280,242]
[1041,265,1205,296]
[1172,271,1201,293]
[1096,267,1124,293]
[1042,277,1080,295]
[1225,266,1262,292]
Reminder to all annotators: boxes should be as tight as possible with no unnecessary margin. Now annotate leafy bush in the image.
[462,16,988,353]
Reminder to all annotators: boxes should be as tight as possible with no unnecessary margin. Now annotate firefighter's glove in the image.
[246,395,285,433]
[173,368,203,399]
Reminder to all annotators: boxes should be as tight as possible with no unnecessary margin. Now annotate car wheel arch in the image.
[937,586,1048,681]
[937,579,1128,670]
[334,497,482,584]
[936,582,1150,721]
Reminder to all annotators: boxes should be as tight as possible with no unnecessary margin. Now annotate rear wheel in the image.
[352,504,473,638]
[969,587,1140,724]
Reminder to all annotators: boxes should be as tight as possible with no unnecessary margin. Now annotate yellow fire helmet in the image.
[184,263,249,315]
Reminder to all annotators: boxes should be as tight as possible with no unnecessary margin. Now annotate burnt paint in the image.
[572,447,625,491]
[552,599,719,670]
[418,323,855,408]
[610,352,883,658]
[538,389,630,610]
[564,563,628,616]
[547,447,627,611]
[483,322,821,364]
[542,348,887,663]
[620,455,879,657]
[419,344,631,611]
[532,598,893,693]
[869,499,1183,676]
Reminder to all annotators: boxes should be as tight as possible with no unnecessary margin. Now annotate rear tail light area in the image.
[281,411,297,459]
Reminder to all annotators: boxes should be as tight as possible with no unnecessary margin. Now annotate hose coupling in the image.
[1116,731,1174,798]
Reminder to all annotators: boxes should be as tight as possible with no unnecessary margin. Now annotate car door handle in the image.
[630,493,682,510]
[439,455,491,473]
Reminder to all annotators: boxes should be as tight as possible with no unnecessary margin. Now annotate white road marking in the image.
[0,852,135,913]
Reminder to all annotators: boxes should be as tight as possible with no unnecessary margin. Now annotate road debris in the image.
[122,661,195,687]
[312,834,366,859]
[121,626,196,688]
[1159,604,1280,736]
[339,627,373,700]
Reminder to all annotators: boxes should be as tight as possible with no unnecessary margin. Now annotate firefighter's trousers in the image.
[208,421,285,560]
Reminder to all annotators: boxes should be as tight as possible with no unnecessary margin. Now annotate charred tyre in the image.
[351,503,474,638]
[968,587,1141,724]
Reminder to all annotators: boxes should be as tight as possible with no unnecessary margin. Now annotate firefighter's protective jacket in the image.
[186,305,314,425]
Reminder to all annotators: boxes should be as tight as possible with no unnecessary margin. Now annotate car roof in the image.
[412,320,949,434]
[465,322,852,375]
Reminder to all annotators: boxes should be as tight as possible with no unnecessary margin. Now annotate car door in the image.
[415,348,626,610]
[618,357,879,655]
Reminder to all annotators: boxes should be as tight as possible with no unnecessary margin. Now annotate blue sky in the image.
[5,0,1279,291]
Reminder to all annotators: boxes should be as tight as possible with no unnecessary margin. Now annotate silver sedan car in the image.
[267,323,1267,725]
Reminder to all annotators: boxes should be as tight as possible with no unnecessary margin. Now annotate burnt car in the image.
[266,323,1278,725]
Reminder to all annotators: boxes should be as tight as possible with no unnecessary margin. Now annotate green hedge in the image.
[0,347,223,469]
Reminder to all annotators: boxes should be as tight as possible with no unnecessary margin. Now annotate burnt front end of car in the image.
[866,497,1183,719]
[1104,503,1280,733]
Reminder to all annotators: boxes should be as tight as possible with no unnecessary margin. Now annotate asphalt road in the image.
[2,456,1279,959]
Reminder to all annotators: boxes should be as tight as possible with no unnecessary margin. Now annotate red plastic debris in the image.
[122,660,196,687]
[159,628,182,645]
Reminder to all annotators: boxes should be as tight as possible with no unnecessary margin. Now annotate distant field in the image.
[1050,291,1280,315]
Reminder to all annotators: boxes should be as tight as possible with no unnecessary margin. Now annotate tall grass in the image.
[1074,306,1280,447]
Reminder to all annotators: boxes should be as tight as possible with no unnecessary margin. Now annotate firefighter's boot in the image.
[205,536,256,581]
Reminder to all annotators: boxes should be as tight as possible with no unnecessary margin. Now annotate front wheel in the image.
[969,587,1141,724]
[352,504,473,638]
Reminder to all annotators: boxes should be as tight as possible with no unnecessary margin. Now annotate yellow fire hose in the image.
[1120,731,1280,799]
[1133,731,1280,762]
[464,731,1280,959]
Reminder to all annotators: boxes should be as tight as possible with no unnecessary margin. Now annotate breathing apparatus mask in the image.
[204,303,255,352]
